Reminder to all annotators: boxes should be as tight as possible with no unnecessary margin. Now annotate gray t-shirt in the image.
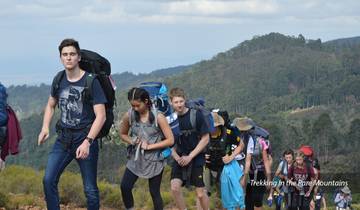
[126,109,165,178]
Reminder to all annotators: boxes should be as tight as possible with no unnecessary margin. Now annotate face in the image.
[284,154,293,164]
[60,46,80,71]
[171,96,186,113]
[295,156,304,166]
[130,99,148,113]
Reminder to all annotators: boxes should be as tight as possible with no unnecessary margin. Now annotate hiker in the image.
[310,188,327,210]
[234,117,272,210]
[119,87,174,210]
[298,145,320,195]
[287,151,316,210]
[201,111,245,209]
[0,82,7,171]
[0,83,23,171]
[334,186,352,210]
[38,39,107,210]
[267,149,294,210]
[169,87,210,210]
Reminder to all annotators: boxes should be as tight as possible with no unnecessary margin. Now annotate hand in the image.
[131,136,140,145]
[222,154,234,164]
[76,140,90,159]
[38,128,49,145]
[179,155,192,166]
[305,191,311,197]
[175,156,182,165]
[141,141,149,150]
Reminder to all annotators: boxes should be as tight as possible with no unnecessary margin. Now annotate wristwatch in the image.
[85,137,94,145]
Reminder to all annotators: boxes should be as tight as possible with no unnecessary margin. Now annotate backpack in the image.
[299,145,321,180]
[183,98,215,135]
[215,109,231,128]
[206,124,227,171]
[238,120,271,173]
[139,82,180,138]
[0,83,8,126]
[51,49,115,139]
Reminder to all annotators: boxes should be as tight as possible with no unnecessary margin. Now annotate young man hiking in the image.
[38,38,106,210]
[169,87,210,210]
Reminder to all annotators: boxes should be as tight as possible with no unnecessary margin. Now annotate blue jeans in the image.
[43,138,99,210]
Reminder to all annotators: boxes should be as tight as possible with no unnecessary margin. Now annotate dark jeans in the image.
[43,139,99,210]
[121,168,164,210]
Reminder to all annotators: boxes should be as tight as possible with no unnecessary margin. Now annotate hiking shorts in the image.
[171,163,205,187]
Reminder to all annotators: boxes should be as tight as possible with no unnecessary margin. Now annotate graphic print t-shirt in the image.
[288,165,315,193]
[51,72,107,129]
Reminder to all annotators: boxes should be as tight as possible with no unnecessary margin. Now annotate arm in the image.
[38,96,57,145]
[86,104,106,140]
[171,146,182,163]
[241,152,252,188]
[141,113,174,150]
[262,148,272,184]
[179,133,209,166]
[119,112,134,145]
[223,139,244,164]
[76,104,106,159]
[334,193,342,204]
[189,133,209,159]
[275,162,282,177]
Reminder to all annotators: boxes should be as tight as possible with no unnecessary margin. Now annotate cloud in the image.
[2,0,360,25]
[165,0,279,16]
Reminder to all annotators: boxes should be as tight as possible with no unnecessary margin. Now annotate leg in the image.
[245,183,254,210]
[171,163,186,210]
[197,168,212,210]
[191,166,208,210]
[148,170,164,210]
[196,187,209,210]
[171,178,186,210]
[77,141,100,210]
[301,196,311,210]
[43,141,74,210]
[120,168,139,209]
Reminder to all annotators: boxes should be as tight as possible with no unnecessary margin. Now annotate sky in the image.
[1,0,359,86]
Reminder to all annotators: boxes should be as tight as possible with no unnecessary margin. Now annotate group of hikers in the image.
[0,38,351,210]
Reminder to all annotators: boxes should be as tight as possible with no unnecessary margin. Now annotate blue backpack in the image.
[0,83,8,126]
[139,82,180,138]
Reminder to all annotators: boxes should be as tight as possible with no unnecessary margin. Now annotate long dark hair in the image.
[127,87,154,124]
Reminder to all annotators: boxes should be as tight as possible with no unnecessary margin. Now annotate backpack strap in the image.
[305,158,313,181]
[82,73,96,104]
[189,108,197,130]
[280,160,286,175]
[180,108,197,136]
[51,70,65,98]
[128,108,159,128]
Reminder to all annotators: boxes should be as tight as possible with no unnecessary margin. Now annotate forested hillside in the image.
[3,33,360,208]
